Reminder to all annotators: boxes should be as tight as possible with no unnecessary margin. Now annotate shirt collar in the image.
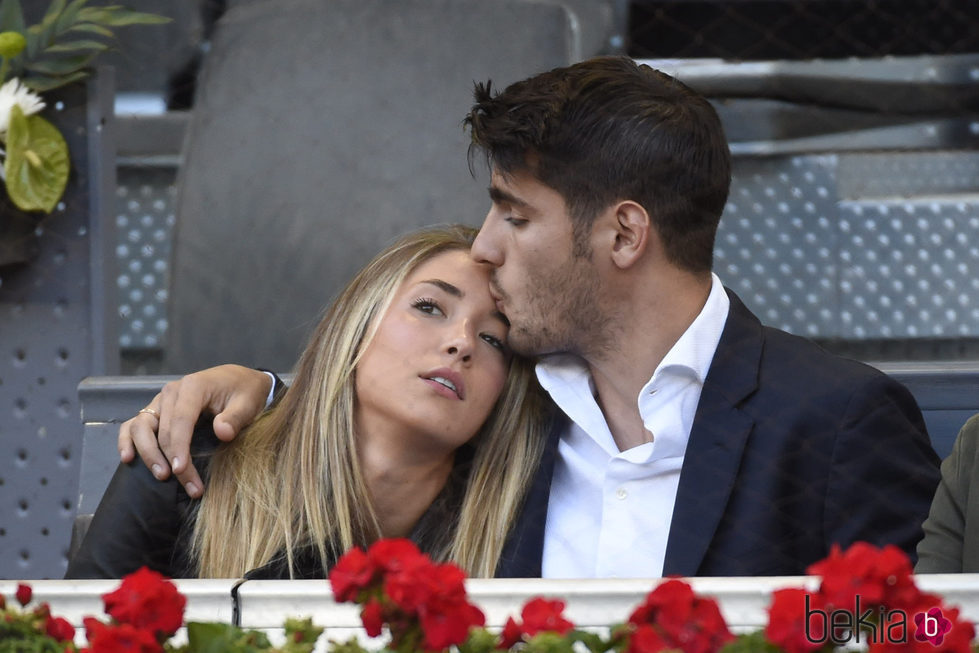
[644,272,730,390]
[535,273,730,419]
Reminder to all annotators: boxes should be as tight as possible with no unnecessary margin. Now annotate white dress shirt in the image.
[536,274,730,578]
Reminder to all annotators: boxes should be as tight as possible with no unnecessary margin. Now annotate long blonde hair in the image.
[192,225,547,577]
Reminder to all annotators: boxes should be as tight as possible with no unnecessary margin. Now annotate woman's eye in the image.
[481,333,506,352]
[412,298,443,316]
[504,216,528,227]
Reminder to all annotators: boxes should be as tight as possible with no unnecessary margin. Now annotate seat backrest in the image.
[76,364,979,520]
[164,0,578,373]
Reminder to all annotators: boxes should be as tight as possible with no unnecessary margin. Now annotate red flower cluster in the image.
[765,543,976,653]
[765,588,825,653]
[83,618,161,653]
[2,583,77,651]
[500,597,576,647]
[808,543,920,612]
[101,567,186,638]
[624,579,734,653]
[329,539,485,652]
[80,567,186,653]
[16,583,33,607]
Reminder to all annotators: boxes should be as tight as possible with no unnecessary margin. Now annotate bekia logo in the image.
[915,607,953,646]
[806,595,953,646]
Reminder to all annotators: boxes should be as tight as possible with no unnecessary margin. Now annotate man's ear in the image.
[609,201,651,269]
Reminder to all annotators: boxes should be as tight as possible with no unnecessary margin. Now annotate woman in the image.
[916,413,979,573]
[66,225,549,579]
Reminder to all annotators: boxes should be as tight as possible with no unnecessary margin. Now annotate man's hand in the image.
[117,365,273,499]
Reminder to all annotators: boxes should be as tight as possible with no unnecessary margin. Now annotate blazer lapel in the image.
[663,290,762,576]
[495,412,565,577]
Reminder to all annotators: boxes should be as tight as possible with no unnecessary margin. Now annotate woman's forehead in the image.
[404,249,489,286]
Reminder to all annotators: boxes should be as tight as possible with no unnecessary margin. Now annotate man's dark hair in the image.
[464,56,731,273]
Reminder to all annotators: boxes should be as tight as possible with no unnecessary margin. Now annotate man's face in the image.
[471,169,603,357]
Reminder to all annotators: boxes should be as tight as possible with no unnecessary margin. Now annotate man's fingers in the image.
[156,378,199,477]
[174,463,205,499]
[212,392,264,441]
[122,412,172,480]
[118,418,136,463]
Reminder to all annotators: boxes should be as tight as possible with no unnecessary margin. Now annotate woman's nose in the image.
[445,324,475,362]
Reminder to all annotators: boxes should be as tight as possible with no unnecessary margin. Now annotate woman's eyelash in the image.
[411,297,443,314]
[481,333,506,352]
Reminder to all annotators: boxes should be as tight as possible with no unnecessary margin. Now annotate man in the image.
[121,56,940,577]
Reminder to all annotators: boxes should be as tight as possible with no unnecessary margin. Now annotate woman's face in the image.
[355,249,511,454]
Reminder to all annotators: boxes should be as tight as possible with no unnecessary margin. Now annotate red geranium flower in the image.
[361,598,384,638]
[84,617,161,653]
[368,539,429,576]
[627,624,672,653]
[765,588,826,653]
[16,583,32,607]
[419,600,485,651]
[335,539,485,652]
[329,547,377,602]
[500,597,575,647]
[808,543,920,613]
[46,615,76,643]
[101,567,185,637]
[384,554,453,614]
[626,579,734,653]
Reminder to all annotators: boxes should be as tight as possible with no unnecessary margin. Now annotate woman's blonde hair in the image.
[192,224,547,578]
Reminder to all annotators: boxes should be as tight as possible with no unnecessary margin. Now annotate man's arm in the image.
[824,373,942,562]
[118,364,273,498]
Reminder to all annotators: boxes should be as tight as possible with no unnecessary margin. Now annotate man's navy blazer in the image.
[496,290,941,577]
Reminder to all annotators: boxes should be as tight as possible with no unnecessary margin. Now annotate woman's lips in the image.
[421,368,465,400]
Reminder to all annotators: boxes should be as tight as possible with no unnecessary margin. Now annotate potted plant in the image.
[0,0,166,266]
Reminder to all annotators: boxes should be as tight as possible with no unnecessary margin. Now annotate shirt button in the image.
[616,488,628,500]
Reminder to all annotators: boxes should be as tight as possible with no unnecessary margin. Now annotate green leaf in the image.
[77,5,169,26]
[325,637,372,653]
[524,632,577,653]
[40,0,67,26]
[54,0,88,34]
[34,0,65,47]
[4,106,70,214]
[24,24,40,59]
[569,630,611,653]
[24,52,96,75]
[44,39,109,54]
[458,628,498,653]
[281,617,324,653]
[66,22,113,37]
[719,631,784,653]
[186,622,243,653]
[22,69,88,92]
[184,622,271,653]
[0,0,25,34]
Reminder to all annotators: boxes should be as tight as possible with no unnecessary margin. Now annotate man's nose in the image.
[470,213,502,266]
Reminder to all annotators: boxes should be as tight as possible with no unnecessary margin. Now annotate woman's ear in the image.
[609,201,651,269]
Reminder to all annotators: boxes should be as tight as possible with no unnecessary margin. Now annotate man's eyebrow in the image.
[488,185,530,209]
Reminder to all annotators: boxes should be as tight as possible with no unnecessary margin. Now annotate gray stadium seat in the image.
[164,0,584,373]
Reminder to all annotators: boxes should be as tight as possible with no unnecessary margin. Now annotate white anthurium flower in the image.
[0,77,45,135]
